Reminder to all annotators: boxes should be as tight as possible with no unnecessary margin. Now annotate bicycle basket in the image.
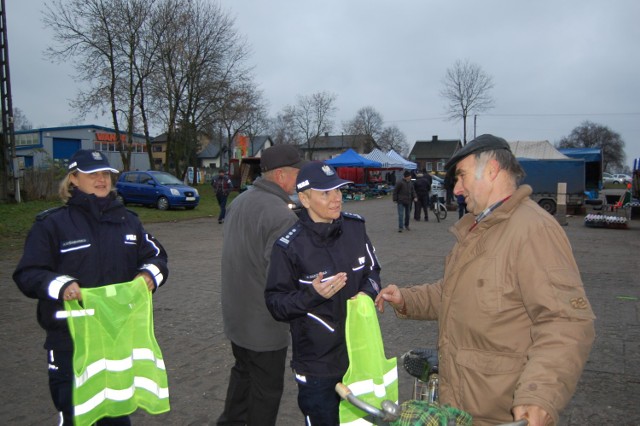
[401,349,438,382]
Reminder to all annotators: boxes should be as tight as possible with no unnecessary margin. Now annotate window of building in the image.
[425,162,433,172]
[437,161,445,172]
[15,133,39,147]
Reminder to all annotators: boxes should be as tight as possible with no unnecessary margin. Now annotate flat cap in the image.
[444,134,511,172]
[260,144,307,172]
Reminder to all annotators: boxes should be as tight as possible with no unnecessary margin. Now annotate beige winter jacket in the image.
[398,185,595,425]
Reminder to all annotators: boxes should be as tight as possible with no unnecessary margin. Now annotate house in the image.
[14,124,150,171]
[408,135,462,174]
[300,133,379,160]
[200,135,274,169]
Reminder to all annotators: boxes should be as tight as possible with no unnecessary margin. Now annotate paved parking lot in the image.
[1,196,639,425]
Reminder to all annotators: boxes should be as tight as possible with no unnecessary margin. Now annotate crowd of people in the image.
[14,136,595,426]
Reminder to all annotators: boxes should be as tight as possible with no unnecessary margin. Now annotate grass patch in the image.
[0,184,230,252]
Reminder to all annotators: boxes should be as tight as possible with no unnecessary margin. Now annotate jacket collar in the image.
[452,185,533,241]
[252,176,294,205]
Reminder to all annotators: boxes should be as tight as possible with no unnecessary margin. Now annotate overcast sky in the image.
[6,0,640,169]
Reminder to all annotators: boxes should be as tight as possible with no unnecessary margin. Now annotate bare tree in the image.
[217,80,266,167]
[13,108,33,131]
[150,0,251,178]
[288,91,337,159]
[378,125,409,156]
[44,0,162,171]
[269,110,300,146]
[343,106,384,141]
[440,59,494,144]
[557,121,625,172]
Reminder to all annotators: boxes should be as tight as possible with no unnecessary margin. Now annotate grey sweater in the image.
[221,177,297,351]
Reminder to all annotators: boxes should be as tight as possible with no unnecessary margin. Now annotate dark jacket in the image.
[392,178,416,205]
[414,174,432,196]
[13,189,169,351]
[265,209,381,377]
[212,174,233,196]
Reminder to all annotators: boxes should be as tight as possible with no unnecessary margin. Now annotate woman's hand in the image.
[135,272,156,292]
[63,282,82,301]
[312,272,347,299]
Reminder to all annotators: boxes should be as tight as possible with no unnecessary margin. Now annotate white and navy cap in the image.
[296,161,352,193]
[68,150,119,174]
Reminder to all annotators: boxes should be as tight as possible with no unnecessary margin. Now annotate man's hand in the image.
[374,284,405,313]
[512,404,552,426]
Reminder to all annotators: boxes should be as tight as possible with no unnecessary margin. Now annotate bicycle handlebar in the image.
[335,382,528,426]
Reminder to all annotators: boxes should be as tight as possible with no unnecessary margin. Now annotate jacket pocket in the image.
[454,348,525,421]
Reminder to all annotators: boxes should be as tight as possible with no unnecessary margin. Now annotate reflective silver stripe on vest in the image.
[75,348,166,388]
[345,366,398,398]
[74,377,169,416]
[55,309,95,319]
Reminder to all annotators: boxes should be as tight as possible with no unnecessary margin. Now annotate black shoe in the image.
[218,219,223,224]
[398,229,403,233]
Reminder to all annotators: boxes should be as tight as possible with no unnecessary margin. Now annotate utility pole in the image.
[0,0,19,202]
[473,115,477,140]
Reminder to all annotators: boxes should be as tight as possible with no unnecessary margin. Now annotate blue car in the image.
[116,171,200,210]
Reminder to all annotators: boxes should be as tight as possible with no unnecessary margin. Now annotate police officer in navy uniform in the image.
[265,161,381,425]
[13,149,168,425]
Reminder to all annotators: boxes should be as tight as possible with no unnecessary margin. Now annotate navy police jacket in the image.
[13,189,168,351]
[265,209,381,377]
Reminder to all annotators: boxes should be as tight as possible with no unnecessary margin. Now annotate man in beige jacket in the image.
[376,134,595,426]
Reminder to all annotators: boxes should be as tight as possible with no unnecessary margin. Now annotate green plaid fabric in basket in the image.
[390,400,472,426]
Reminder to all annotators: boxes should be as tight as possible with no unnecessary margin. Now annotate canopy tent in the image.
[325,149,382,168]
[362,149,404,169]
[508,140,569,159]
[559,148,602,163]
[386,149,417,170]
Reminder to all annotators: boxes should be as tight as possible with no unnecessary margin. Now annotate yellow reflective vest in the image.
[65,277,169,425]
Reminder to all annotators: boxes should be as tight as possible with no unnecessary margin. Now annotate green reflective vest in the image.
[340,295,398,425]
[65,277,170,425]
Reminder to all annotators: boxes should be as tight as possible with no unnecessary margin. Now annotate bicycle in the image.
[430,193,447,222]
[336,348,528,426]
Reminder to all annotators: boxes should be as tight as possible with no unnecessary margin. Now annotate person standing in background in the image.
[212,169,233,224]
[218,145,307,426]
[393,170,417,232]
[413,171,433,221]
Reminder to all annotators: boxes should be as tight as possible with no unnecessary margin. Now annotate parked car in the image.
[612,173,632,184]
[116,171,200,210]
[602,172,617,185]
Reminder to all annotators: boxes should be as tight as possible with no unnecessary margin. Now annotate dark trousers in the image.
[414,193,430,220]
[216,193,229,221]
[48,350,131,425]
[217,342,287,426]
[295,373,342,426]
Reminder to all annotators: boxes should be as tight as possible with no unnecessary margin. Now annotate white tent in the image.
[508,140,570,160]
[362,148,404,168]
[387,149,417,170]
